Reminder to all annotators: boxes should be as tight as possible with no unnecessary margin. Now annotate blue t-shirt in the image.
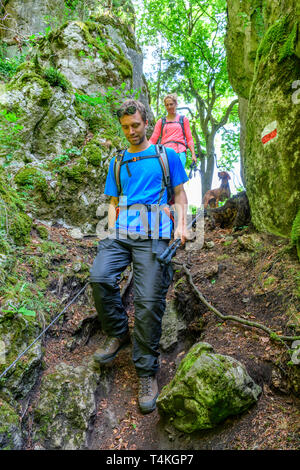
[104,144,188,238]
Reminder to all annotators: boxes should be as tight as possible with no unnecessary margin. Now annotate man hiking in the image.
[90,99,189,414]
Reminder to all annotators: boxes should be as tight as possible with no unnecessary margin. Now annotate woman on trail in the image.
[149,93,197,168]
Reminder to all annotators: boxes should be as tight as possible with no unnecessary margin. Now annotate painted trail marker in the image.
[261,121,278,145]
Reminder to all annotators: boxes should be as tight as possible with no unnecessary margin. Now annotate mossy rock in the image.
[9,212,32,246]
[157,342,261,433]
[0,312,43,400]
[0,399,22,450]
[36,225,49,240]
[32,361,99,449]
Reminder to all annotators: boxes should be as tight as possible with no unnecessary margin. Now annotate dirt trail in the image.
[24,224,300,450]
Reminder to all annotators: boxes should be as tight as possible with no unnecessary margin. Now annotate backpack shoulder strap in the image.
[179,115,188,147]
[158,117,167,144]
[113,149,126,195]
[156,144,173,204]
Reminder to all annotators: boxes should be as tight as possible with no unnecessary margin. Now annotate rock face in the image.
[225,0,300,237]
[0,7,151,230]
[32,361,99,450]
[157,342,261,433]
[0,399,23,450]
[0,312,43,400]
[160,300,187,352]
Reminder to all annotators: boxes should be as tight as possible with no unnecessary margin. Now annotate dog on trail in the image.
[203,171,231,209]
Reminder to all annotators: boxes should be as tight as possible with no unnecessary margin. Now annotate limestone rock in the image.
[32,361,99,450]
[237,233,264,251]
[0,312,43,400]
[0,64,87,161]
[160,300,187,352]
[69,228,83,240]
[157,342,261,433]
[0,399,23,450]
[225,0,300,238]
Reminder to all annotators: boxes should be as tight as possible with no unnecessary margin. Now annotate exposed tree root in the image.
[174,262,300,344]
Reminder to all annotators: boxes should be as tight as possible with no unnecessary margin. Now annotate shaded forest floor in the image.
[10,219,300,450]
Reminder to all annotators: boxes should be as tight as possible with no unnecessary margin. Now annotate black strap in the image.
[159,115,188,148]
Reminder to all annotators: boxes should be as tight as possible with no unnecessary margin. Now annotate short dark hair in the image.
[117,99,147,123]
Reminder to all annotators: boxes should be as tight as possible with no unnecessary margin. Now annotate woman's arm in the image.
[184,117,197,162]
[149,119,162,144]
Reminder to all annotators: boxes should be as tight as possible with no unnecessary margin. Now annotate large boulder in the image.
[157,342,261,433]
[225,0,300,237]
[245,11,300,237]
[32,361,99,450]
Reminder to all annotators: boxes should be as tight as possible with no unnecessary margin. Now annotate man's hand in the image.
[173,183,189,245]
[174,225,191,245]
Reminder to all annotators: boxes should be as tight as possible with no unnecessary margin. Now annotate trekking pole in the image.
[0,282,90,381]
[157,209,204,265]
[188,160,201,179]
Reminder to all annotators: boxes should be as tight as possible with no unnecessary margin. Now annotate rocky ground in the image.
[3,217,298,451]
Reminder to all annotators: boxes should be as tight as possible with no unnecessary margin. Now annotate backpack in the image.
[159,115,188,148]
[113,144,174,205]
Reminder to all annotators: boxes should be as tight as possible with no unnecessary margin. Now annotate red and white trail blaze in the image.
[261,121,278,145]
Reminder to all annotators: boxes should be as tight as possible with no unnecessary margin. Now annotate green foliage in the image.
[49,147,81,169]
[14,167,48,192]
[256,15,297,64]
[0,49,27,82]
[291,209,300,261]
[0,110,23,161]
[2,304,36,317]
[138,0,239,193]
[278,22,298,63]
[219,127,240,171]
[42,66,70,91]
[75,84,140,137]
[35,225,49,240]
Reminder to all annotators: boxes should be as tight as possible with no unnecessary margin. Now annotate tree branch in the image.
[216,98,238,130]
[175,262,300,343]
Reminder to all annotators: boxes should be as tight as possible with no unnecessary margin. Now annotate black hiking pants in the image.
[89,237,172,377]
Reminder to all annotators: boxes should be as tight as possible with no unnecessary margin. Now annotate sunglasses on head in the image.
[116,105,137,118]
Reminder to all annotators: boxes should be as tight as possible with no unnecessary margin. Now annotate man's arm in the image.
[173,183,189,244]
[108,196,119,229]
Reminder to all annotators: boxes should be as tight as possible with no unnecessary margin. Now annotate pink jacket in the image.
[149,115,194,153]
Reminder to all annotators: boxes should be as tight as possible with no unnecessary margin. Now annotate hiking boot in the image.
[138,375,158,414]
[93,332,130,364]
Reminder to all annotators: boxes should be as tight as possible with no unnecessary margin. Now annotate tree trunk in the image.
[201,150,215,199]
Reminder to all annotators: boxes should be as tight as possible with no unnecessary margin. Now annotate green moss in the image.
[9,213,32,246]
[0,238,11,255]
[36,225,49,240]
[256,16,298,67]
[7,64,53,102]
[279,22,298,63]
[75,20,132,80]
[92,14,138,50]
[82,141,103,166]
[291,208,300,261]
[60,158,89,182]
[15,167,47,189]
[42,66,71,91]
